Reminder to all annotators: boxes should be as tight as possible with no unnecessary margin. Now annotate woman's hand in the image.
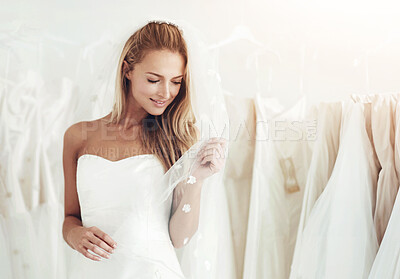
[67,226,117,261]
[191,137,228,182]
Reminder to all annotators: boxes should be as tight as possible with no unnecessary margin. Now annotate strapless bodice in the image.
[72,154,185,279]
[77,153,171,242]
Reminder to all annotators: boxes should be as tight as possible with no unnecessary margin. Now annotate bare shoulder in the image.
[63,115,108,158]
[63,121,95,158]
[63,121,87,159]
[64,121,85,141]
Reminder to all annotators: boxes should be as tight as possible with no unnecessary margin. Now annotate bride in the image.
[62,20,228,278]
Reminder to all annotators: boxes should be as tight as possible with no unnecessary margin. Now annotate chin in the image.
[148,111,164,116]
[147,108,166,116]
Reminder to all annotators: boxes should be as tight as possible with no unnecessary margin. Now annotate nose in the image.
[158,82,171,100]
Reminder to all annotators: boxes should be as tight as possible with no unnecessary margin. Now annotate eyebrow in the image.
[146,72,183,79]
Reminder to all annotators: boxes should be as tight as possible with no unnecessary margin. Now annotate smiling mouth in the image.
[150,98,167,105]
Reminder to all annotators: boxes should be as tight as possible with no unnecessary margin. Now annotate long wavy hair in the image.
[105,21,198,172]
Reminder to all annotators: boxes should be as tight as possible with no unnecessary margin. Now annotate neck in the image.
[119,95,148,131]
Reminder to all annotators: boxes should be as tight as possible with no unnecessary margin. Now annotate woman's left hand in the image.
[190,137,228,182]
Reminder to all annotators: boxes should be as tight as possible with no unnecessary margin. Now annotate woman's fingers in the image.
[208,137,227,149]
[83,239,111,259]
[90,226,117,252]
[200,153,224,173]
[195,138,228,177]
[91,237,114,255]
[200,140,226,156]
[77,226,118,261]
[201,153,217,166]
[199,142,226,162]
[200,147,221,160]
[77,243,102,261]
[200,148,225,168]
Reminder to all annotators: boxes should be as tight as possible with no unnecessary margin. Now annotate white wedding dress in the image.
[67,153,185,279]
[290,101,380,279]
[243,93,313,279]
[368,98,400,278]
[370,94,398,244]
[290,102,342,278]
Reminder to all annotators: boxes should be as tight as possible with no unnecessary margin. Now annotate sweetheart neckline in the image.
[77,153,156,164]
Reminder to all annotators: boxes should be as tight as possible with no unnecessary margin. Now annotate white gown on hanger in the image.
[243,93,313,279]
[290,102,342,278]
[368,99,400,279]
[0,68,76,279]
[67,154,185,279]
[290,101,380,279]
[370,94,398,244]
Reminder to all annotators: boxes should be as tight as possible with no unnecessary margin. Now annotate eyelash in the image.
[148,79,182,85]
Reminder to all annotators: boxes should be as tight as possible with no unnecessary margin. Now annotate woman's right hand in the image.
[68,226,117,261]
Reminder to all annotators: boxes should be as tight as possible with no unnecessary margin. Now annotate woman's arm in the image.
[169,125,204,248]
[168,126,227,248]
[62,122,116,260]
[62,122,84,248]
[168,177,204,248]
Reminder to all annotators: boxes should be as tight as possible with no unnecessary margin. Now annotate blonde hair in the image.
[106,21,198,172]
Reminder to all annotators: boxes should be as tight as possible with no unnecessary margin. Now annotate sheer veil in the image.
[88,18,236,278]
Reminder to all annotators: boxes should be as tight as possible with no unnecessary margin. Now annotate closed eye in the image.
[148,79,182,85]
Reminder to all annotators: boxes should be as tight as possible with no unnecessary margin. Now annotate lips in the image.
[150,98,166,103]
[150,98,167,106]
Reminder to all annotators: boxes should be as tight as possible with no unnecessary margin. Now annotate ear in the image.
[123,60,131,80]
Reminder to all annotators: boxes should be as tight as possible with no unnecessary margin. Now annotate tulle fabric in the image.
[290,101,380,279]
[166,20,237,279]
[160,139,236,279]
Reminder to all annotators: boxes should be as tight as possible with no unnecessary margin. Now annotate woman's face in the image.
[124,49,185,116]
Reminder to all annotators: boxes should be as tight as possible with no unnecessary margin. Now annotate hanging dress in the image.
[368,98,400,279]
[243,93,313,279]
[370,94,398,244]
[290,101,342,278]
[290,101,380,279]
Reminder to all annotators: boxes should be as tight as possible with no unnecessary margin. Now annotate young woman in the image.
[62,21,227,278]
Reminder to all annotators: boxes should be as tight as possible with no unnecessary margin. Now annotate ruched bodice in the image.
[68,154,185,279]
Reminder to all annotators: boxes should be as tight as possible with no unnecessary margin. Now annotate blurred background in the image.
[1,0,400,278]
